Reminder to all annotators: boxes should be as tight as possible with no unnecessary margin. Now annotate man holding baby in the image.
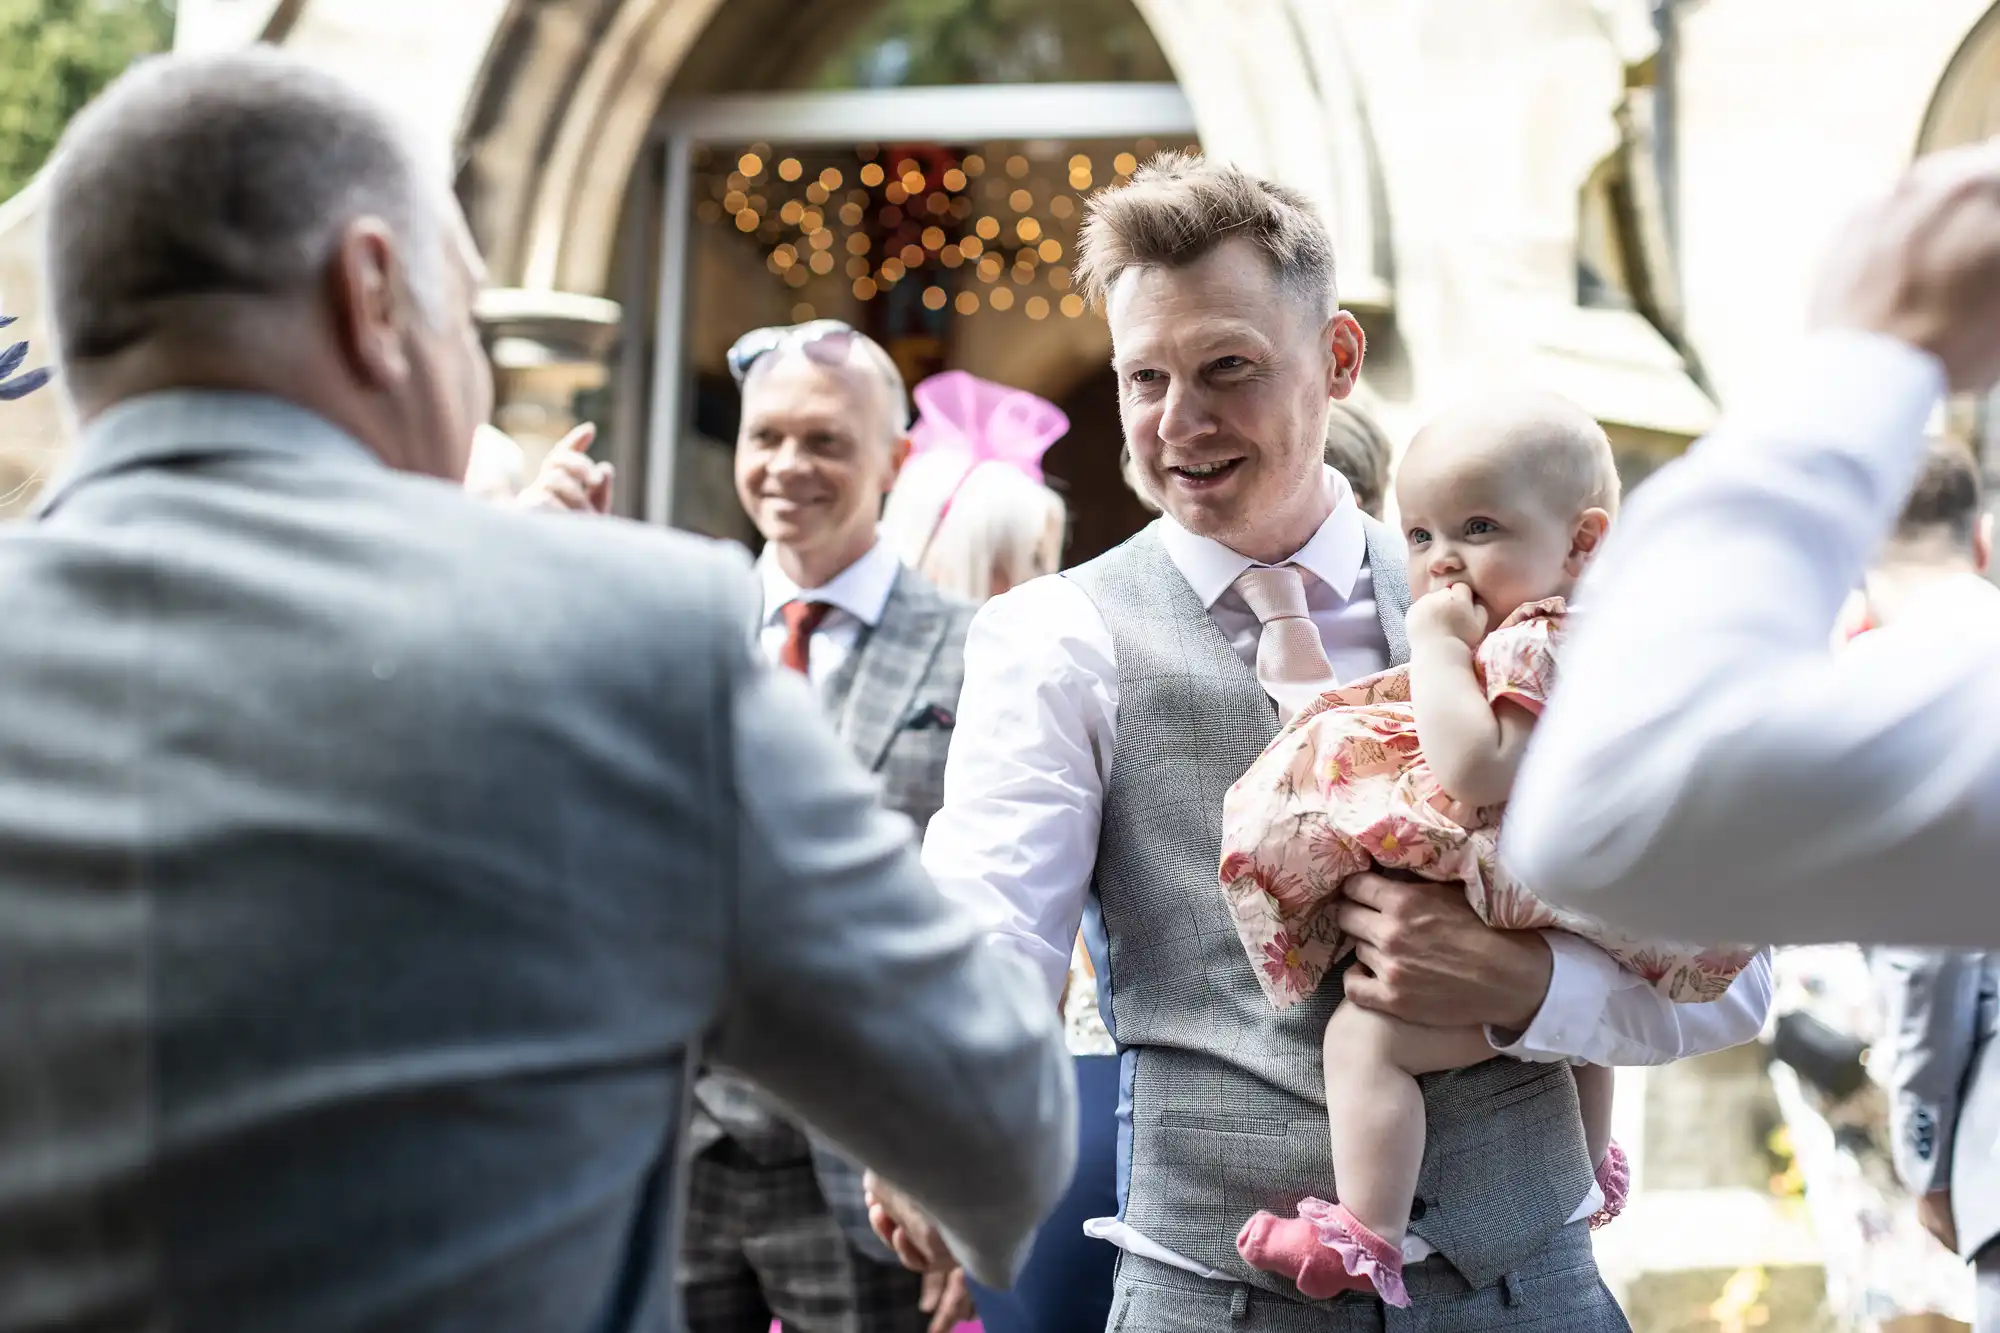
[869,155,1774,1330]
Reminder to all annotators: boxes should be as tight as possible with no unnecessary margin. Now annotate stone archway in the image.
[454,0,1392,306]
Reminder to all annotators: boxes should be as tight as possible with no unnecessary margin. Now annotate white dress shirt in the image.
[924,467,1774,1272]
[1507,330,2000,947]
[756,538,902,679]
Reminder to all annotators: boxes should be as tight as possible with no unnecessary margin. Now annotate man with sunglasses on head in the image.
[679,320,982,1333]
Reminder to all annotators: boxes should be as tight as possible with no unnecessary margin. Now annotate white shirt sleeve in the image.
[1491,936,1774,1067]
[921,574,1121,1002]
[1504,329,2000,947]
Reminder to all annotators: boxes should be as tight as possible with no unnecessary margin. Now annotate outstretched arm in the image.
[710,653,1075,1289]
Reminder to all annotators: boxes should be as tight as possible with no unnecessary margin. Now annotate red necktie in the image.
[779,600,833,675]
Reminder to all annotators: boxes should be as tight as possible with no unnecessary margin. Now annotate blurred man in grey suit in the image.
[675,321,977,1333]
[1864,443,2000,1330]
[0,48,1072,1333]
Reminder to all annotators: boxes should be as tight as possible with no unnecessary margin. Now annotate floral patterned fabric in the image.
[1219,598,1756,1010]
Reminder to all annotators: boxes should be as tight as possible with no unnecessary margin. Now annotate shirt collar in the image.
[758,536,902,629]
[1157,466,1369,608]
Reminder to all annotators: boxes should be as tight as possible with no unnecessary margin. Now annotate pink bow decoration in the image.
[907,370,1068,482]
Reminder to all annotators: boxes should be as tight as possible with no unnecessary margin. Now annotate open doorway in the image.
[627,0,1192,568]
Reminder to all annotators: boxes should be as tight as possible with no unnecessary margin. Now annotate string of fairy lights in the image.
[693,142,1170,325]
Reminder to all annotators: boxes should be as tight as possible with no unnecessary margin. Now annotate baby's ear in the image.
[1567,508,1612,572]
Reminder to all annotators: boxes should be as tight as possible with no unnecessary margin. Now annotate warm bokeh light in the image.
[989,286,1016,312]
[792,302,815,321]
[778,158,803,181]
[881,257,906,281]
[885,182,908,205]
[1069,154,1092,171]
[1061,294,1086,318]
[902,170,927,194]
[853,277,877,300]
[839,202,865,226]
[1051,196,1076,219]
[955,291,981,315]
[921,226,947,251]
[772,244,797,269]
[1006,155,1030,178]
[809,251,835,275]
[942,168,968,192]
[780,200,804,225]
[927,192,951,216]
[1009,188,1033,213]
[1050,265,1072,290]
[923,286,948,311]
[1069,170,1093,191]
[940,245,965,268]
[735,208,759,232]
[820,167,843,190]
[1114,152,1138,175]
[847,256,871,278]
[846,232,871,255]
[975,216,1001,241]
[1026,296,1051,320]
[900,243,925,268]
[800,208,823,232]
[785,267,810,288]
[724,190,748,213]
[1039,238,1063,263]
[1016,217,1042,242]
[978,256,1003,282]
[860,163,886,187]
[809,230,834,251]
[806,183,830,205]
[963,154,986,176]
[960,235,984,258]
[739,153,765,177]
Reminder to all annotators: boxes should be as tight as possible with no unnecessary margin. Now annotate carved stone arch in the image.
[457,0,1393,304]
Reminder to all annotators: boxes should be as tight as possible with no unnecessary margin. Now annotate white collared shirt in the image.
[922,465,1774,1274]
[1509,330,2000,947]
[755,538,902,682]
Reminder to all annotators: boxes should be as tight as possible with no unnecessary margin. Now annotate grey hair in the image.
[43,47,448,365]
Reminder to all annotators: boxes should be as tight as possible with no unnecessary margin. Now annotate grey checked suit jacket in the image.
[0,392,1071,1332]
[691,565,976,1261]
[1873,949,2000,1259]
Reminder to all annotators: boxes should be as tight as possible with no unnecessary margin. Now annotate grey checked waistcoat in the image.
[1066,520,1597,1298]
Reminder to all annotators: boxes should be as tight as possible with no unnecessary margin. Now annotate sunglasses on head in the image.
[726,319,859,386]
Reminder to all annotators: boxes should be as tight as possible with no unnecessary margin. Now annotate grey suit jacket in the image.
[1873,948,2000,1258]
[692,564,976,1260]
[0,392,1073,1331]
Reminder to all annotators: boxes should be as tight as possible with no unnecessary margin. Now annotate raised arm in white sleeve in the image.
[712,646,1076,1290]
[1504,330,2000,946]
[920,575,1120,1002]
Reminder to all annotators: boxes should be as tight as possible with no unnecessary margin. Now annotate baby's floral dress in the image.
[1219,598,1757,1011]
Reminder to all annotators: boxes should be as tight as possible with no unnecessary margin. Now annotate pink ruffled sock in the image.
[1588,1141,1630,1230]
[1237,1199,1409,1306]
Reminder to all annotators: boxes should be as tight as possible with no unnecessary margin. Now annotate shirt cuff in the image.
[1486,932,1623,1063]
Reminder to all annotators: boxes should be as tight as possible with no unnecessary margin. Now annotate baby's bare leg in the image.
[1573,1063,1615,1168]
[1321,1002,1498,1244]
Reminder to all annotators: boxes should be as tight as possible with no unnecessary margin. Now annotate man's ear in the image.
[1976,511,1993,574]
[886,434,912,489]
[327,216,411,390]
[1325,310,1366,401]
[1566,507,1612,576]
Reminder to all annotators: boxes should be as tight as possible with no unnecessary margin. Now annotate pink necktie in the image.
[1234,565,1337,718]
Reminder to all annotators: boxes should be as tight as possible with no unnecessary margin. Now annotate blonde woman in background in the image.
[881,372,1117,1333]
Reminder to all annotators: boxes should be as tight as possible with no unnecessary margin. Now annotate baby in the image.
[1220,392,1756,1306]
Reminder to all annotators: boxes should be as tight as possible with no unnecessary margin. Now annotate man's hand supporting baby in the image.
[1335,872,1554,1036]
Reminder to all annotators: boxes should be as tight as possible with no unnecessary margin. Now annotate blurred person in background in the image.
[881,372,1116,1333]
[1860,442,2000,1331]
[683,320,984,1333]
[1320,399,1393,521]
[1,50,1073,1330]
